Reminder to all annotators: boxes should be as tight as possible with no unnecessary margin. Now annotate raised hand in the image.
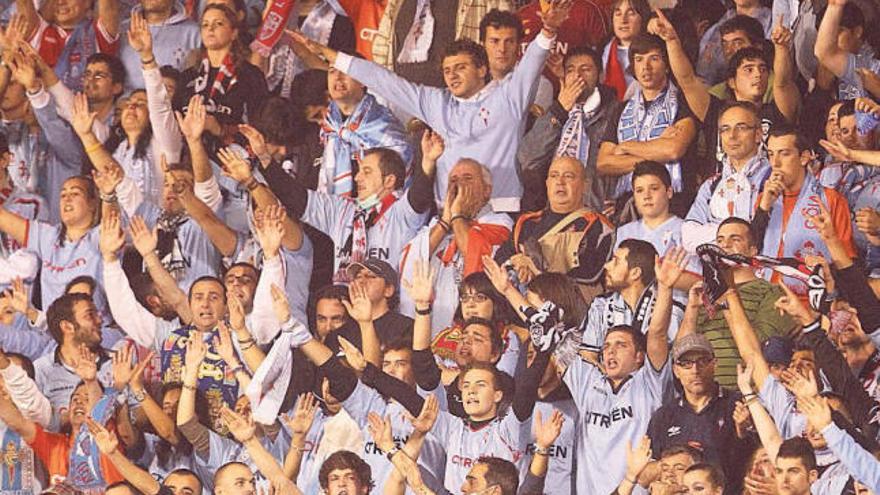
[214,322,240,367]
[127,12,153,58]
[855,97,880,118]
[770,15,792,48]
[759,171,785,211]
[855,208,880,238]
[401,260,435,306]
[8,278,29,316]
[73,344,98,382]
[733,399,753,439]
[129,216,158,256]
[0,15,28,59]
[338,336,366,372]
[367,413,395,453]
[533,409,564,450]
[819,138,854,162]
[270,284,291,324]
[92,163,123,196]
[239,124,271,166]
[342,283,372,324]
[509,252,541,286]
[647,8,678,42]
[286,30,339,65]
[217,146,254,184]
[175,95,206,142]
[773,281,816,325]
[421,128,445,164]
[558,70,586,111]
[184,332,207,371]
[253,204,286,258]
[111,343,138,391]
[129,350,154,394]
[798,394,832,431]
[805,201,836,241]
[99,209,125,259]
[71,92,97,137]
[8,50,37,91]
[408,394,439,434]
[624,436,653,482]
[284,393,318,438]
[737,361,755,395]
[482,255,512,294]
[85,418,119,455]
[655,246,688,289]
[780,368,819,399]
[227,291,247,333]
[221,406,256,443]
[686,280,704,310]
[540,0,573,33]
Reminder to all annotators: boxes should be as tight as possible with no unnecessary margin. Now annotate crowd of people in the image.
[0,0,878,493]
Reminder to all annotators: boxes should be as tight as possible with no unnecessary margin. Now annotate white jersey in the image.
[431,409,531,492]
[563,357,672,494]
[529,399,578,495]
[616,216,701,278]
[582,289,684,353]
[302,190,428,275]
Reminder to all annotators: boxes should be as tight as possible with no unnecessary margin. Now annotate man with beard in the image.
[517,45,618,212]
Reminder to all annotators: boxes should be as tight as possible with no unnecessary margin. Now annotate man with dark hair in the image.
[517,45,618,212]
[291,1,571,213]
[464,456,520,495]
[815,0,880,99]
[597,33,698,211]
[312,284,351,341]
[775,438,819,495]
[479,9,524,81]
[650,7,799,174]
[710,15,772,99]
[582,240,685,356]
[319,451,373,495]
[697,6,773,87]
[752,125,857,295]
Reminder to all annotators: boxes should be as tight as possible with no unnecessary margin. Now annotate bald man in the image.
[213,462,256,495]
[496,156,615,299]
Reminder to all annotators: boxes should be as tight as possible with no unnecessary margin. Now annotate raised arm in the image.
[281,394,319,481]
[96,0,120,39]
[770,16,801,123]
[130,216,193,324]
[14,0,38,40]
[172,168,238,257]
[814,0,849,76]
[407,129,441,214]
[343,284,381,369]
[176,334,211,459]
[88,419,162,495]
[614,436,653,495]
[648,9,710,121]
[723,283,771,391]
[646,247,688,368]
[738,361,782,463]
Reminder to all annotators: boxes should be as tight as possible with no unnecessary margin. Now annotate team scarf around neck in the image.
[320,94,400,196]
[196,53,238,103]
[397,0,435,64]
[696,243,828,315]
[267,0,341,98]
[556,88,603,164]
[68,388,120,488]
[55,19,98,92]
[615,84,681,197]
[708,153,770,222]
[603,38,628,100]
[342,192,399,268]
[763,172,833,264]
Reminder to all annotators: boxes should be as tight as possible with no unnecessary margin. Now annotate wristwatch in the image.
[131,388,147,403]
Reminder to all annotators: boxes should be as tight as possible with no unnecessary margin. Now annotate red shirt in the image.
[29,17,118,69]
[518,0,609,53]
[336,0,387,60]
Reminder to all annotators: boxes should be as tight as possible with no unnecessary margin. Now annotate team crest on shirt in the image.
[479,107,490,126]
[666,425,682,437]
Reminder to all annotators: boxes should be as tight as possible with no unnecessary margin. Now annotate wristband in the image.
[436,219,451,232]
[183,383,197,392]
[243,176,259,191]
[450,215,470,224]
[85,142,103,155]
[415,304,432,315]
[229,364,245,375]
[533,446,549,456]
[140,57,156,66]
[625,475,637,485]
[385,445,401,461]
[131,388,147,403]
[25,84,44,97]
[99,192,118,203]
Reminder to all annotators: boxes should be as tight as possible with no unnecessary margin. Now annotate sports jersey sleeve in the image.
[300,189,347,236]
[821,422,880,493]
[0,362,52,427]
[341,381,385,428]
[249,254,285,345]
[632,357,672,406]
[205,429,239,470]
[505,31,553,115]
[28,89,84,170]
[0,315,53,361]
[144,65,182,163]
[25,220,59,259]
[102,258,163,349]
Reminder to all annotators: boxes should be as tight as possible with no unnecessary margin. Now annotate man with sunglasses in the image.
[647,333,752,495]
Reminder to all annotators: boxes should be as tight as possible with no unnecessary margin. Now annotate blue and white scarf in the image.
[615,84,682,197]
[556,88,602,164]
[1,121,45,194]
[819,161,880,208]
[54,20,99,93]
[68,388,119,489]
[319,93,411,196]
[763,173,832,293]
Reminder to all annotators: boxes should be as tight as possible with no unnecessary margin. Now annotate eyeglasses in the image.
[675,356,715,369]
[719,123,757,136]
[460,293,489,304]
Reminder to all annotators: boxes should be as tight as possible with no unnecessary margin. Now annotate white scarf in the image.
[556,88,602,163]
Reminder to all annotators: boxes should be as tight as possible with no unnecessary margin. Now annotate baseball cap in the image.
[762,336,794,366]
[672,333,715,361]
[346,258,398,292]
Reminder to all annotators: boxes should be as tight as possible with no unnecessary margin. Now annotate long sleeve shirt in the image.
[0,363,52,427]
[102,258,179,350]
[822,422,880,493]
[335,31,554,212]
